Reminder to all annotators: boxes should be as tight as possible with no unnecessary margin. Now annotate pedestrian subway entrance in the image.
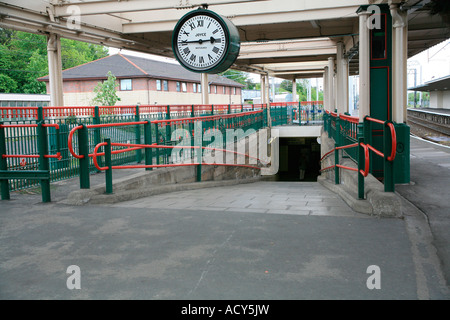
[275,137,321,182]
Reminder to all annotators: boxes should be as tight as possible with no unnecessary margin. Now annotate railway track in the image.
[407,109,450,137]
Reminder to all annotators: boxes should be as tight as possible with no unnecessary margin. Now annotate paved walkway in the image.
[0,136,449,300]
[396,135,450,288]
[110,181,362,218]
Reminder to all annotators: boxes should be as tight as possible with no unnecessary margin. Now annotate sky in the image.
[407,38,450,87]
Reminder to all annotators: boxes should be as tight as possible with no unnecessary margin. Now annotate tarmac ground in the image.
[0,135,449,300]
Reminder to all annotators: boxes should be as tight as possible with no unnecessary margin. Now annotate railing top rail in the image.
[339,114,359,124]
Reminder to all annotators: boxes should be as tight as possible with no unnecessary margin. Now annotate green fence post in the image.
[165,105,171,164]
[384,121,395,192]
[0,122,10,200]
[357,123,365,199]
[363,116,371,173]
[104,138,113,194]
[37,106,51,202]
[312,103,316,122]
[135,105,142,163]
[334,117,340,185]
[298,102,302,126]
[155,122,160,165]
[78,124,90,189]
[144,120,152,171]
[93,106,103,171]
[190,105,195,160]
[195,121,202,182]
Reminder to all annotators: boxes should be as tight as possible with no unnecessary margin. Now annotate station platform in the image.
[0,135,449,300]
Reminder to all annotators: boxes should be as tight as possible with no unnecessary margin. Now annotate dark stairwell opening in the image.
[275,137,321,182]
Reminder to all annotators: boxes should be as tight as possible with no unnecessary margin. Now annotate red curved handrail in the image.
[68,125,84,159]
[90,141,262,172]
[386,122,396,161]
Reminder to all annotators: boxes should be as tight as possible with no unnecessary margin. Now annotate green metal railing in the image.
[1,103,291,201]
[321,111,398,199]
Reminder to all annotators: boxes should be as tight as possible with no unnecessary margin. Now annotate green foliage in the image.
[279,79,323,101]
[0,28,108,94]
[0,74,18,93]
[91,71,121,106]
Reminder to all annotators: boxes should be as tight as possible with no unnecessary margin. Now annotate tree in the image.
[0,74,17,93]
[0,28,108,94]
[91,71,121,106]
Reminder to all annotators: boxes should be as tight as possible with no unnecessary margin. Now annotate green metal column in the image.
[334,117,340,185]
[37,107,51,202]
[104,138,113,194]
[383,121,394,192]
[357,124,365,199]
[0,122,9,200]
[78,124,90,189]
[155,122,160,165]
[165,105,171,164]
[93,106,102,171]
[135,105,142,163]
[144,120,152,171]
[195,121,202,182]
[298,102,302,126]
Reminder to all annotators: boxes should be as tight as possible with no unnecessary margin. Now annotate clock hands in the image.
[179,37,221,45]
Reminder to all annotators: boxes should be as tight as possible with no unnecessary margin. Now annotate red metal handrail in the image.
[365,117,397,161]
[91,142,261,172]
[319,142,369,177]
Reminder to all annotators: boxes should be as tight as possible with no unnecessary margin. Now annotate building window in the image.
[182,82,187,92]
[233,87,236,95]
[156,79,161,91]
[163,80,168,91]
[176,81,181,92]
[193,83,197,93]
[198,84,202,93]
[223,86,226,94]
[214,85,217,94]
[120,79,132,91]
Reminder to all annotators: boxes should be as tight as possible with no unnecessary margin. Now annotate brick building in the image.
[38,53,243,106]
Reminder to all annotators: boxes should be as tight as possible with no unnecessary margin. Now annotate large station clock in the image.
[172,8,240,74]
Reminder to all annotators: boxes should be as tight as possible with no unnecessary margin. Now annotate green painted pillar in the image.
[37,107,51,202]
[104,138,113,194]
[144,120,152,171]
[383,121,394,192]
[334,117,340,185]
[93,106,103,171]
[135,105,142,163]
[78,124,90,189]
[357,124,365,200]
[0,122,10,200]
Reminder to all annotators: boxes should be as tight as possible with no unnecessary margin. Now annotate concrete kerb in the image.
[319,131,402,218]
[60,164,262,206]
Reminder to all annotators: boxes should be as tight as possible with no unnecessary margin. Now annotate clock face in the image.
[172,9,240,74]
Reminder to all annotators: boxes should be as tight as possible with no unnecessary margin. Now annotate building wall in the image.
[429,90,450,109]
[48,78,242,106]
